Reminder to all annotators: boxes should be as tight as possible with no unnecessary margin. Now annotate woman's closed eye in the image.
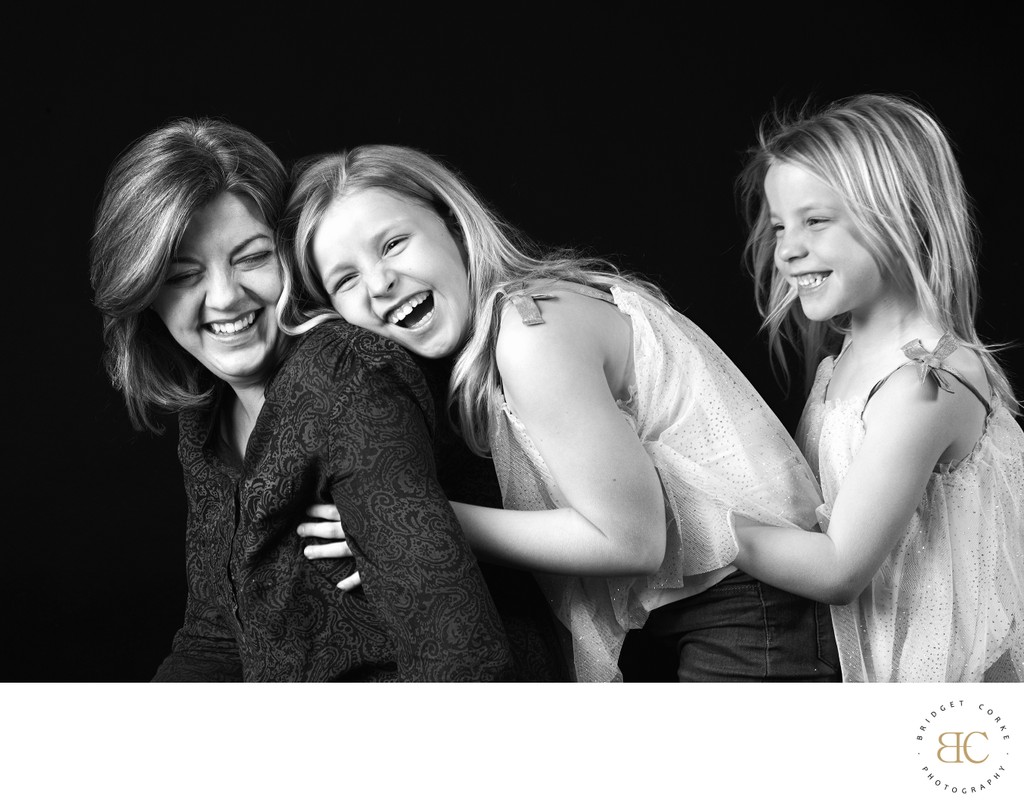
[236,250,273,268]
[165,266,201,286]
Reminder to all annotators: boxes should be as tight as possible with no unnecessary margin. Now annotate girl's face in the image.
[764,161,889,324]
[151,191,283,390]
[312,188,471,359]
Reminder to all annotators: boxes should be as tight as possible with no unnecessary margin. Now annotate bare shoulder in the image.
[940,342,991,398]
[864,346,989,460]
[495,287,629,370]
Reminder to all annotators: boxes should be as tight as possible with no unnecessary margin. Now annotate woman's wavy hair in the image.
[279,144,667,455]
[90,117,288,432]
[736,93,1018,411]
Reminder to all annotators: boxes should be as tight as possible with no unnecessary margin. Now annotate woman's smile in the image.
[151,192,283,387]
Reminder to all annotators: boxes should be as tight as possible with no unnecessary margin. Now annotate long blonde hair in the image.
[279,144,667,454]
[737,93,1018,411]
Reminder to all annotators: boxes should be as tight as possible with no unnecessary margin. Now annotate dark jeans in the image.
[618,570,840,682]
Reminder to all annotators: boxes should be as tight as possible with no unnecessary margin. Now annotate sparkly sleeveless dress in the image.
[489,281,824,681]
[796,336,1024,682]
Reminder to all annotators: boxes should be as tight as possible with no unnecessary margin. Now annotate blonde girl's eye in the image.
[382,236,407,256]
[331,274,359,295]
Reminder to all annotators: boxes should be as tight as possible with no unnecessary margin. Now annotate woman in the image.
[89,119,512,681]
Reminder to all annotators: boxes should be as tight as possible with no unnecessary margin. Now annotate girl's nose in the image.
[366,262,397,297]
[776,229,807,262]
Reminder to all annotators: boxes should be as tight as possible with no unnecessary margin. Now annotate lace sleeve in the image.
[325,332,514,682]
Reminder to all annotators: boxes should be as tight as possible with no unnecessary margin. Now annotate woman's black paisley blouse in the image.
[151,321,513,682]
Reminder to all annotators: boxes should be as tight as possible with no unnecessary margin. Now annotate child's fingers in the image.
[303,540,352,559]
[297,520,346,540]
[337,571,362,592]
[305,503,342,521]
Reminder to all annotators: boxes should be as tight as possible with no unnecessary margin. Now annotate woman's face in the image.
[311,188,471,359]
[151,191,283,390]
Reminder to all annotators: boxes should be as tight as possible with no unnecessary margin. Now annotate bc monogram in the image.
[935,731,988,764]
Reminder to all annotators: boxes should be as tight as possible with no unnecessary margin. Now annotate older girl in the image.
[283,145,837,682]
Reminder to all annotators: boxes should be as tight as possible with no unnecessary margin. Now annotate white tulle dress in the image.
[797,341,1024,682]
[489,282,824,681]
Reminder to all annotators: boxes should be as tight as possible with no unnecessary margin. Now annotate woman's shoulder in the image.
[294,320,408,363]
[284,321,424,393]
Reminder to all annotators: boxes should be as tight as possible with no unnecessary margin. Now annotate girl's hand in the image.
[298,504,362,592]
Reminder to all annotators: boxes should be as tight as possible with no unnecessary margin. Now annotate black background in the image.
[13,17,1021,682]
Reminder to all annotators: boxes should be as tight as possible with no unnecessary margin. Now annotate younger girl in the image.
[734,94,1024,682]
[281,145,837,682]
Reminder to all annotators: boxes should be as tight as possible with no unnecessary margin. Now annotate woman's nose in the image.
[205,265,246,309]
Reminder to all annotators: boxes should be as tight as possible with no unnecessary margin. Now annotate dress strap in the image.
[503,280,615,326]
[861,334,992,418]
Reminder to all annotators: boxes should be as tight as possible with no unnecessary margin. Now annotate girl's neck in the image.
[848,290,939,356]
[829,297,943,400]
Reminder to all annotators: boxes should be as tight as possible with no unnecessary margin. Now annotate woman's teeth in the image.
[209,312,257,335]
[796,272,830,289]
[388,292,431,326]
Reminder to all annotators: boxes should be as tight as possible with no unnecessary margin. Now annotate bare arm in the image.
[458,294,666,575]
[734,367,976,603]
[302,295,667,578]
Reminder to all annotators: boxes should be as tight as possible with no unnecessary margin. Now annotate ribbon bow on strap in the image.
[507,292,554,326]
[900,333,958,393]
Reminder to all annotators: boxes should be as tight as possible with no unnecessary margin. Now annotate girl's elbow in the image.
[627,527,666,575]
[822,574,869,605]
[823,589,856,606]
[645,533,667,573]
[637,554,665,575]
[613,488,668,574]
[588,506,666,575]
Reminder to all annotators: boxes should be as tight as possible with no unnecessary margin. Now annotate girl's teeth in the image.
[210,312,256,334]
[797,273,829,288]
[388,292,429,325]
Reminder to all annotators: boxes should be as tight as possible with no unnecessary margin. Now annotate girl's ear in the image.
[445,208,463,241]
[428,198,464,245]
[444,210,470,269]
